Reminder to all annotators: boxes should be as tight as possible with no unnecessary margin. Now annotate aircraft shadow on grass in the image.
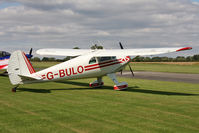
[0,73,8,77]
[17,80,198,96]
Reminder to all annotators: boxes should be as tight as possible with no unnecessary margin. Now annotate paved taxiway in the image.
[118,71,199,84]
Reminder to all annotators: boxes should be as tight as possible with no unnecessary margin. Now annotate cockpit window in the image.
[5,52,10,56]
[0,52,2,58]
[89,57,97,64]
[0,51,11,58]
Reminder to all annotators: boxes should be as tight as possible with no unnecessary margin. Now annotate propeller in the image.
[29,48,33,56]
[119,42,134,77]
[119,42,124,49]
[28,48,33,59]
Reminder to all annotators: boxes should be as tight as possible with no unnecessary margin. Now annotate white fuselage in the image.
[31,54,131,83]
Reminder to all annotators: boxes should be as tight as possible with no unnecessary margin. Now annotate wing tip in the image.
[176,47,192,52]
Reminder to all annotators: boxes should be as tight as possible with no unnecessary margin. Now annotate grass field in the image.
[0,74,199,133]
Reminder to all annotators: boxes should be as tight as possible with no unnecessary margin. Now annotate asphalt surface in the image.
[118,71,199,84]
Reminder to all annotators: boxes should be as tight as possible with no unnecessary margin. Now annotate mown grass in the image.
[0,75,199,133]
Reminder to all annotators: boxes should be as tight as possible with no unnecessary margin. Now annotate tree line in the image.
[132,55,199,62]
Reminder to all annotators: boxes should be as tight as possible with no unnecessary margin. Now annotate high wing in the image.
[36,49,93,56]
[36,47,192,57]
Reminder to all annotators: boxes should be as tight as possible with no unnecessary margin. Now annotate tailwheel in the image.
[12,87,17,92]
[11,85,19,92]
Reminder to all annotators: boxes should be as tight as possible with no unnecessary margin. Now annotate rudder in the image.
[8,51,35,85]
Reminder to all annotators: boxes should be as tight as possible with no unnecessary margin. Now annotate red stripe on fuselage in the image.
[85,59,122,68]
[22,52,35,74]
[85,61,123,71]
[22,53,32,74]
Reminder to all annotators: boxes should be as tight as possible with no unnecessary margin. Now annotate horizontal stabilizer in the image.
[18,75,41,82]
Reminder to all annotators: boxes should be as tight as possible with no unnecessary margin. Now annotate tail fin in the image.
[8,51,36,85]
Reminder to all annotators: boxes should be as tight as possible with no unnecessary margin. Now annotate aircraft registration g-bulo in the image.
[7,45,192,92]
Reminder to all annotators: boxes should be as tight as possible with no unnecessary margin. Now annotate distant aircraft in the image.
[7,43,192,92]
[0,49,33,72]
[0,51,10,70]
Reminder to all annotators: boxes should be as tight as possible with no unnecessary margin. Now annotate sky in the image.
[0,0,198,56]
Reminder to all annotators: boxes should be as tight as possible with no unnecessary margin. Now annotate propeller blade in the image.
[28,48,33,59]
[29,48,33,56]
[119,42,124,49]
[128,64,134,77]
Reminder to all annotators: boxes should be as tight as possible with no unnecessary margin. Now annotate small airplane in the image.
[0,49,33,73]
[7,43,192,92]
[0,51,10,70]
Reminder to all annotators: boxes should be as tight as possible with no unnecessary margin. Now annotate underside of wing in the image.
[36,49,93,56]
[36,47,192,57]
[94,47,192,57]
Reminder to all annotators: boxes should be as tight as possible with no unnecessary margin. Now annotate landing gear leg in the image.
[12,85,19,92]
[107,73,128,91]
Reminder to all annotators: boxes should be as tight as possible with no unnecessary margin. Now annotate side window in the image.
[0,51,2,58]
[98,57,111,62]
[89,57,96,64]
[111,56,116,60]
[2,52,6,57]
[5,52,10,56]
[98,56,116,62]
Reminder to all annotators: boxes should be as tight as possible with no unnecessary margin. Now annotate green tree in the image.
[175,56,186,62]
[91,44,103,49]
[42,57,56,62]
[161,57,169,62]
[193,55,199,61]
[73,47,80,49]
[144,57,151,62]
[186,56,193,62]
[133,56,141,62]
[152,57,161,62]
[31,57,41,62]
